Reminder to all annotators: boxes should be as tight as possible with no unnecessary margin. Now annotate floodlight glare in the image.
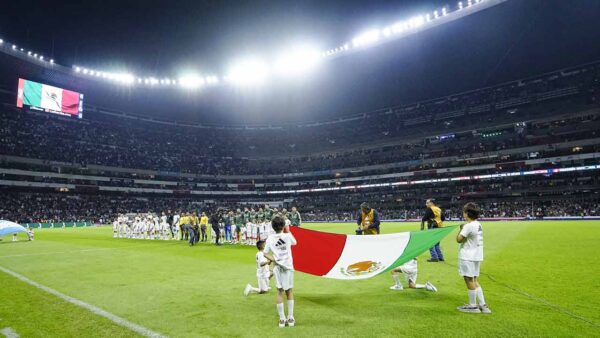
[179,75,205,89]
[226,59,270,86]
[273,45,322,77]
[50,59,54,64]
[352,29,380,47]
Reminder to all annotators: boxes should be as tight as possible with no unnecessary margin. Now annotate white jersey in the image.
[173,214,180,226]
[459,220,484,261]
[264,232,297,270]
[256,251,270,278]
[161,215,168,225]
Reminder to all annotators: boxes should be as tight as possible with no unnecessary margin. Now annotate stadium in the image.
[0,0,599,337]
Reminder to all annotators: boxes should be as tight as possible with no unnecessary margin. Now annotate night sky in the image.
[1,0,600,124]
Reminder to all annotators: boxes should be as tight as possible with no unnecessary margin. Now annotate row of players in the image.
[112,206,302,245]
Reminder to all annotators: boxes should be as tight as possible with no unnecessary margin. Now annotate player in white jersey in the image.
[112,218,119,238]
[172,213,180,240]
[244,240,272,296]
[240,224,247,244]
[133,216,141,239]
[257,222,266,241]
[158,212,167,240]
[250,222,258,245]
[456,202,490,314]
[389,259,437,292]
[264,216,297,328]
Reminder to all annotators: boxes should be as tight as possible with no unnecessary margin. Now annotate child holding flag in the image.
[264,216,297,328]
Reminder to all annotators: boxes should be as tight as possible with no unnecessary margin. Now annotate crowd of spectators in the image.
[1,192,598,224]
[0,61,598,176]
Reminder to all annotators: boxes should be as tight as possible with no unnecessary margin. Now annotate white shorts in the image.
[273,266,294,290]
[257,275,270,292]
[400,266,418,284]
[459,260,481,277]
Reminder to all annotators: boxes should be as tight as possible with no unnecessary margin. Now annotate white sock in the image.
[468,290,477,306]
[414,284,426,289]
[250,286,261,293]
[392,274,401,286]
[277,303,286,321]
[287,300,294,319]
[476,287,486,305]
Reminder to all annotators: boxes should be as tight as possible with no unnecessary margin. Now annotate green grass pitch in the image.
[0,221,599,337]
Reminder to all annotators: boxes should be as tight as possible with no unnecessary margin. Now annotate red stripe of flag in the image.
[290,226,346,276]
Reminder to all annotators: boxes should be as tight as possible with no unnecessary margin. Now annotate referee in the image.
[210,208,224,246]
[421,199,445,262]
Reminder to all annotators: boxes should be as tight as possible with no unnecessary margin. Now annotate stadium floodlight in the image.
[459,1,463,9]
[0,39,3,44]
[12,45,16,50]
[82,68,89,74]
[273,45,322,77]
[75,66,81,72]
[27,51,32,56]
[226,58,270,86]
[352,29,380,47]
[39,55,44,61]
[179,75,205,89]
[50,59,54,64]
[90,70,96,76]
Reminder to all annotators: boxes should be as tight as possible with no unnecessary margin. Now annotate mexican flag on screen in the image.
[289,226,455,280]
[18,79,80,114]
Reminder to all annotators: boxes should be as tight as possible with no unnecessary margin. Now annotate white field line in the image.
[0,265,166,338]
[0,327,19,338]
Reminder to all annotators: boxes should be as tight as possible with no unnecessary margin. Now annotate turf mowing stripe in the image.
[0,266,166,338]
[0,242,178,259]
[442,261,600,329]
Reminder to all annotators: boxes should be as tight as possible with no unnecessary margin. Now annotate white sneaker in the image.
[389,285,404,291]
[287,317,295,327]
[243,284,251,296]
[479,304,492,314]
[278,319,287,328]
[425,281,438,292]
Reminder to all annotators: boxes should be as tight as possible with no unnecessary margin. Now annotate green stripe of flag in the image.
[383,225,457,273]
[23,80,42,107]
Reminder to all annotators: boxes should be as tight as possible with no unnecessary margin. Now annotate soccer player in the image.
[244,240,272,296]
[224,210,234,243]
[456,202,491,314]
[421,199,445,262]
[161,212,169,240]
[112,218,119,238]
[234,208,244,244]
[389,259,437,292]
[289,207,301,227]
[264,216,297,328]
[172,212,180,240]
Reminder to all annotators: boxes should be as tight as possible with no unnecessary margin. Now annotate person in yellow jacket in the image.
[200,212,209,242]
[421,199,445,262]
[179,213,190,241]
[357,202,380,235]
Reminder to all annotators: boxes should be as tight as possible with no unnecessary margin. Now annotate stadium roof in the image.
[0,0,599,124]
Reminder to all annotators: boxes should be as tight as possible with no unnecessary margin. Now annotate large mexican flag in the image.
[17,78,80,115]
[289,226,455,280]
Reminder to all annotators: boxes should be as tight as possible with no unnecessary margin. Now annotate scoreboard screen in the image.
[17,78,84,118]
